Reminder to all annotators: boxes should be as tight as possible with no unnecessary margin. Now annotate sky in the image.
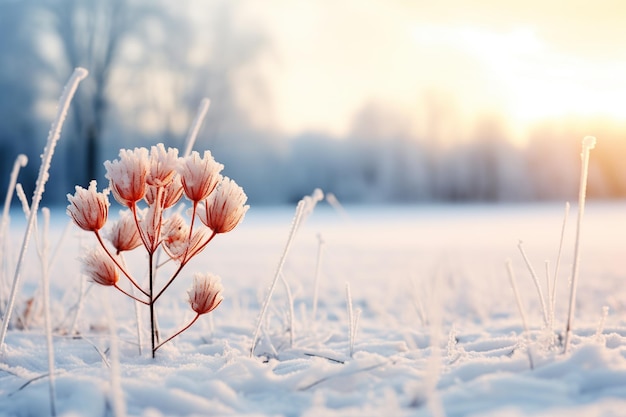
[235,0,626,142]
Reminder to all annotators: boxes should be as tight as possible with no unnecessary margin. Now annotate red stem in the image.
[188,201,197,241]
[152,230,217,303]
[131,203,150,252]
[154,314,200,352]
[94,231,149,297]
[113,284,149,305]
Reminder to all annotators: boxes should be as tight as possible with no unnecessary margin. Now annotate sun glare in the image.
[411,23,626,140]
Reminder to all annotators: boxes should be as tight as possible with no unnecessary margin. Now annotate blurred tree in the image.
[41,0,191,187]
[0,2,42,200]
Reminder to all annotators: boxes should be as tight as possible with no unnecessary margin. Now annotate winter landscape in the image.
[3,194,626,416]
[4,1,626,416]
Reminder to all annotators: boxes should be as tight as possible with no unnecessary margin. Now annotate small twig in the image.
[10,373,51,396]
[298,361,388,391]
[154,314,200,352]
[303,352,345,364]
[73,335,110,368]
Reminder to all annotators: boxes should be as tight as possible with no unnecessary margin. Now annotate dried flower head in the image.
[106,210,142,254]
[188,273,223,315]
[198,177,249,234]
[145,175,184,208]
[104,147,149,207]
[162,213,188,256]
[66,180,110,231]
[165,229,211,263]
[140,202,163,253]
[179,150,224,202]
[82,247,119,286]
[147,143,180,187]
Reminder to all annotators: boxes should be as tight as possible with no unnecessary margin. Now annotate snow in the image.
[2,201,626,416]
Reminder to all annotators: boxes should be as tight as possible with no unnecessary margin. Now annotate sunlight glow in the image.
[249,1,626,142]
[411,24,626,138]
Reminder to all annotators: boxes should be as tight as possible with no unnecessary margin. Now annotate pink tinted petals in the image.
[198,177,249,234]
[106,210,142,253]
[66,180,110,231]
[104,148,149,207]
[179,150,224,202]
[145,175,184,208]
[81,247,119,286]
[188,273,223,315]
[147,143,179,187]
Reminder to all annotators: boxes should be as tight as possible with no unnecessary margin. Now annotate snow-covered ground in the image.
[2,201,626,416]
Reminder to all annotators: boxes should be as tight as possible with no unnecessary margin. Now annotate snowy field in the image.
[2,201,626,416]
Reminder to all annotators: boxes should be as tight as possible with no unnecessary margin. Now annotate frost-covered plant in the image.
[563,136,596,353]
[67,144,248,357]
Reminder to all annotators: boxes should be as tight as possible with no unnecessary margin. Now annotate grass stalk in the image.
[506,260,530,333]
[346,282,354,358]
[0,156,28,312]
[564,136,596,353]
[69,275,86,336]
[506,259,534,369]
[345,282,360,358]
[279,273,295,348]
[250,200,305,357]
[117,254,143,355]
[183,98,210,158]
[517,241,549,327]
[250,189,324,356]
[104,292,127,417]
[0,67,88,352]
[595,306,609,341]
[551,202,570,328]
[149,252,156,358]
[311,233,325,322]
[0,154,28,242]
[544,260,552,331]
[40,208,56,416]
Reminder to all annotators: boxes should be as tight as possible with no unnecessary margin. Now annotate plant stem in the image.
[94,232,148,297]
[153,231,217,303]
[312,234,325,322]
[149,252,156,358]
[154,314,200,352]
[183,98,210,158]
[0,67,88,352]
[113,285,149,305]
[564,136,596,353]
[41,208,57,417]
[552,201,570,328]
[250,200,306,357]
[131,204,150,251]
[517,241,549,327]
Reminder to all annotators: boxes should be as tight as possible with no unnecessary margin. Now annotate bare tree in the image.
[44,0,149,185]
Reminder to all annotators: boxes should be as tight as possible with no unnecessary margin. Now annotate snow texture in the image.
[2,202,626,416]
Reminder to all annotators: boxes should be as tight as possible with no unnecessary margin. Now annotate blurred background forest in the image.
[1,0,626,205]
